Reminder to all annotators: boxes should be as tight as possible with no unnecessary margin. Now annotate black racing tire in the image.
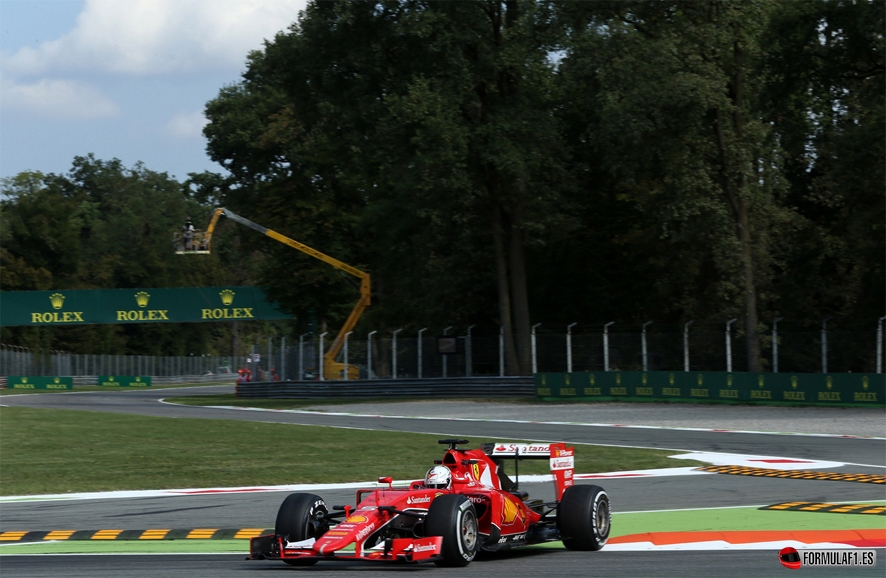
[275,493,329,566]
[557,485,611,551]
[424,494,479,567]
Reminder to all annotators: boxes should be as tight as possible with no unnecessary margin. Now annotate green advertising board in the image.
[535,371,885,407]
[0,287,290,327]
[97,375,152,387]
[6,376,73,390]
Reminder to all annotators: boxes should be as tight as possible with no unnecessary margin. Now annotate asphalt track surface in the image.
[2,385,884,578]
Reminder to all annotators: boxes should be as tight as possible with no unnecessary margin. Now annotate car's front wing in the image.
[249,534,443,564]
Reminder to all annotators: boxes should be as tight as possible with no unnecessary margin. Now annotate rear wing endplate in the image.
[482,442,575,499]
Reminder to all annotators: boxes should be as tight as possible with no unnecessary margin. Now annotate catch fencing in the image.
[2,323,882,383]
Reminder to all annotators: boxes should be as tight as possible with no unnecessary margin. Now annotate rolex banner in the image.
[98,376,152,387]
[8,376,73,390]
[0,287,290,327]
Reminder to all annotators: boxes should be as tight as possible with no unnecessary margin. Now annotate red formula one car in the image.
[249,439,610,567]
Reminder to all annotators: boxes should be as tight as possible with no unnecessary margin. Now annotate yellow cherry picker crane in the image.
[175,208,369,380]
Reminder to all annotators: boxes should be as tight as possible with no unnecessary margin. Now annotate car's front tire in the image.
[557,485,610,551]
[275,493,329,566]
[425,494,479,567]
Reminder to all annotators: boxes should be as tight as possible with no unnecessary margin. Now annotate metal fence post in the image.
[367,330,377,379]
[772,318,783,373]
[642,321,652,371]
[466,325,476,377]
[878,316,886,374]
[280,336,286,380]
[603,322,614,371]
[298,333,308,380]
[499,325,505,377]
[442,326,452,378]
[418,328,427,378]
[726,319,737,372]
[392,329,402,379]
[343,332,352,380]
[318,332,328,381]
[822,317,833,374]
[531,323,541,374]
[683,320,694,372]
[566,323,577,373]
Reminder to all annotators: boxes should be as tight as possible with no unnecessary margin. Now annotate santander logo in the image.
[407,495,432,505]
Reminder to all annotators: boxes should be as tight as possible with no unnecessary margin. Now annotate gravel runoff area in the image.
[303,401,886,438]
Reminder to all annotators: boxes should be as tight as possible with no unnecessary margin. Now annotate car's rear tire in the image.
[425,494,478,567]
[557,485,610,551]
[275,493,328,566]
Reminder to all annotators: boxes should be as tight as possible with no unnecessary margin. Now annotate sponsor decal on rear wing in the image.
[483,442,553,457]
[549,443,575,500]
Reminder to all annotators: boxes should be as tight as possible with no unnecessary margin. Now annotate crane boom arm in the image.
[208,207,370,379]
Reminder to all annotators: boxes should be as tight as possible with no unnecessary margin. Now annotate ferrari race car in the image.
[249,439,610,567]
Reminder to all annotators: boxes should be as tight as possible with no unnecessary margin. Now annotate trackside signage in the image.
[7,376,73,390]
[535,371,885,407]
[0,287,289,327]
[98,375,152,387]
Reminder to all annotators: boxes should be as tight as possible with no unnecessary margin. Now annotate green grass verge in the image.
[0,406,702,495]
[612,505,886,537]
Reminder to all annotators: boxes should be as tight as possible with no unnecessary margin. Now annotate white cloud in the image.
[0,76,119,120]
[164,110,208,139]
[2,0,309,76]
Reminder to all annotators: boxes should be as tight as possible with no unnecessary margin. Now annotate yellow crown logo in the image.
[109,376,115,382]
[863,376,869,390]
[135,291,150,308]
[49,293,65,309]
[791,376,798,389]
[758,375,765,387]
[21,377,28,383]
[54,377,60,383]
[219,289,235,306]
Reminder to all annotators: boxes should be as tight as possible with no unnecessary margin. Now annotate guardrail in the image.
[236,376,535,399]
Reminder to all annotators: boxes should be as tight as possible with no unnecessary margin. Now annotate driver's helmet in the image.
[425,465,451,489]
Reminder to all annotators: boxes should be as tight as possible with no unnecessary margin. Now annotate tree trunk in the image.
[712,26,763,372]
[508,203,531,375]
[492,201,520,375]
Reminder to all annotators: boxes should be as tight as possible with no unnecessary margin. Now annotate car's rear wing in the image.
[481,442,575,500]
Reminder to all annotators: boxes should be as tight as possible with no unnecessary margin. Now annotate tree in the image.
[203,1,573,374]
[557,1,790,371]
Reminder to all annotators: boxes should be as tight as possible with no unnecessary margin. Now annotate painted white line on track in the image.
[183,403,886,441]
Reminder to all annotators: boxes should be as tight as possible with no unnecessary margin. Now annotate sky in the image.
[0,0,309,183]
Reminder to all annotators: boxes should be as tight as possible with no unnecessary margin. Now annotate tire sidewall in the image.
[275,492,329,541]
[454,500,478,563]
[558,485,610,551]
[589,488,610,548]
[426,494,478,566]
